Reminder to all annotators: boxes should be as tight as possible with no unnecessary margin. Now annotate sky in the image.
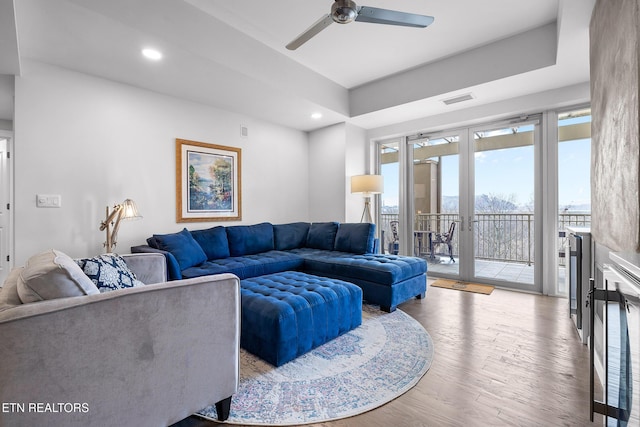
[381,116,591,212]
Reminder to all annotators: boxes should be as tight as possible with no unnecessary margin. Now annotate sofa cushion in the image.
[152,228,207,270]
[190,226,230,260]
[181,250,304,280]
[334,223,376,254]
[76,254,145,293]
[306,222,339,250]
[226,222,274,256]
[273,222,310,250]
[0,267,24,311]
[16,249,100,303]
[293,249,427,286]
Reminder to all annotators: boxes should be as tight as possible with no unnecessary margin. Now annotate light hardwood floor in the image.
[173,281,604,427]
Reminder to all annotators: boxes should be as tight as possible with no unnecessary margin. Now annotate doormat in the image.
[431,279,495,295]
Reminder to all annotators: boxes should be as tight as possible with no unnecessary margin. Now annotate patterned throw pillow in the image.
[76,254,145,293]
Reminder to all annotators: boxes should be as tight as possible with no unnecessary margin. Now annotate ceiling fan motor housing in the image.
[332,0,358,23]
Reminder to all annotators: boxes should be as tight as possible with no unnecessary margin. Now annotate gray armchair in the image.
[0,253,240,427]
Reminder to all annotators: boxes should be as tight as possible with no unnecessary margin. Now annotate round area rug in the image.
[197,305,434,425]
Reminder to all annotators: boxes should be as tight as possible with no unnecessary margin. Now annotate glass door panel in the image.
[411,134,460,278]
[472,122,537,287]
[379,139,401,255]
[557,108,592,294]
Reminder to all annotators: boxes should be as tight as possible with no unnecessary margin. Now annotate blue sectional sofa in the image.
[131,221,427,313]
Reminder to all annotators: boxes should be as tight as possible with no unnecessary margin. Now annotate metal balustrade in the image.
[380,213,591,266]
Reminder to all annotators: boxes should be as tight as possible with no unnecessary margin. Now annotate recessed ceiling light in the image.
[142,48,163,61]
[311,112,322,119]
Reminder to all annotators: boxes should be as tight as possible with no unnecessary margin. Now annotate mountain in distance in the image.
[384,195,590,214]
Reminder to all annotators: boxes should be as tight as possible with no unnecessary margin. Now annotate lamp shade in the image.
[120,198,142,220]
[100,198,142,253]
[351,175,383,195]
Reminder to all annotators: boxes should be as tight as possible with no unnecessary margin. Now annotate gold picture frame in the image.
[176,138,242,222]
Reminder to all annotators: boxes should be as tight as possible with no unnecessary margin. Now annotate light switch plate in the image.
[36,194,62,208]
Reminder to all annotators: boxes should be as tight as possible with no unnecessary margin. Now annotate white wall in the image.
[307,122,368,223]
[345,123,367,223]
[13,61,309,264]
[0,74,14,125]
[308,123,347,222]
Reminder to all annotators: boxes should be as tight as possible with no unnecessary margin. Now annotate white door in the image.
[0,135,12,284]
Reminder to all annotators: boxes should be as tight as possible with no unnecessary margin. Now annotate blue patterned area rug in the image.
[197,305,434,425]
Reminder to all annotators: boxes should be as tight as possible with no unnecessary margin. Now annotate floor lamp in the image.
[351,174,383,223]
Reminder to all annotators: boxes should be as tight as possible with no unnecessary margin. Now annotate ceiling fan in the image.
[286,0,434,50]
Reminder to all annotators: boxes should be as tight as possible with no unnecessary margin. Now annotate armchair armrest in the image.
[131,245,182,280]
[122,253,167,284]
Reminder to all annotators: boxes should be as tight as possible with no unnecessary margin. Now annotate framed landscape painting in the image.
[176,138,242,222]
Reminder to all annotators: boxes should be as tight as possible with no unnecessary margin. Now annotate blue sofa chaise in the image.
[132,222,427,313]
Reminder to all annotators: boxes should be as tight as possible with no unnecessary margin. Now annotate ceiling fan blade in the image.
[355,6,434,28]
[286,14,334,50]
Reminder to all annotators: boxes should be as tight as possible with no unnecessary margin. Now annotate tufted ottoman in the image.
[239,271,363,366]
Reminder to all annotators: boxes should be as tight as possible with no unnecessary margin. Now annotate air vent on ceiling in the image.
[442,93,475,105]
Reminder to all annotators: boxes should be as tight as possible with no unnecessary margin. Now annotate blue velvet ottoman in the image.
[240,271,363,366]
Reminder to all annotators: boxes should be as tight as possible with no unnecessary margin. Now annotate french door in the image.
[467,118,540,292]
[410,130,462,279]
[380,116,542,292]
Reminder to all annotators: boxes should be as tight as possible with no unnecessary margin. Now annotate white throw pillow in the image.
[0,267,24,311]
[17,249,99,303]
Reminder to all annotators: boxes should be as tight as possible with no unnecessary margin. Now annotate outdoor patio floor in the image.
[426,256,566,289]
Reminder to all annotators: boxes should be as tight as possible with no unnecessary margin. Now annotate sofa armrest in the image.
[131,245,182,280]
[121,253,167,284]
[373,238,380,254]
[0,273,240,427]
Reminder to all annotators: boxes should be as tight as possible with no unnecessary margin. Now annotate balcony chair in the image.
[388,220,399,255]
[431,221,456,262]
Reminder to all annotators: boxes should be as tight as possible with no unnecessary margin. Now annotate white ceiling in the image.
[186,0,559,88]
[3,0,594,131]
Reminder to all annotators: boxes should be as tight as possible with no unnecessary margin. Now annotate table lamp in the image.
[99,198,142,253]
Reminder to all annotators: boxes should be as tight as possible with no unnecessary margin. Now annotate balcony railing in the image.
[380,212,591,265]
